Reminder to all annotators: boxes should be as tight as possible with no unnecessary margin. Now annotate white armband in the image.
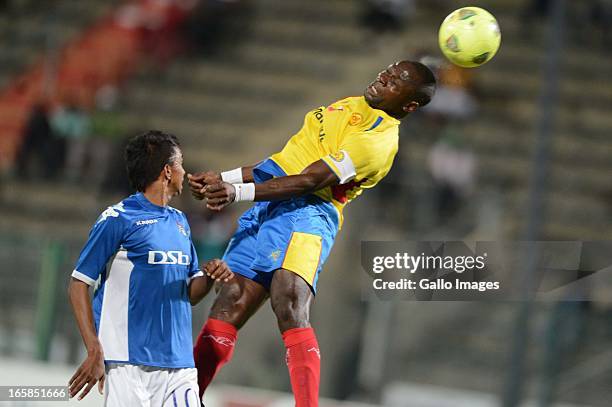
[328,150,356,184]
[233,183,255,202]
[221,168,243,184]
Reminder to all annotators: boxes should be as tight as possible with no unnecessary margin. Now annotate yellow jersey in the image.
[254,96,400,225]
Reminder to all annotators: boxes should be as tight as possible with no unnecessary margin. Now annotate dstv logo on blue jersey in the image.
[148,251,190,265]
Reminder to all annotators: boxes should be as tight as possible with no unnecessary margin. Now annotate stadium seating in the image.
[122,0,366,171]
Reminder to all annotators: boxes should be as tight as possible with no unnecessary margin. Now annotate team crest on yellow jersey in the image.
[349,113,363,126]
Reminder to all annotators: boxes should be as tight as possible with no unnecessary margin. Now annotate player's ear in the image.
[163,164,172,180]
[403,101,420,113]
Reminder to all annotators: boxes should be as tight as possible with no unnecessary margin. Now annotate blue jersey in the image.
[72,193,201,369]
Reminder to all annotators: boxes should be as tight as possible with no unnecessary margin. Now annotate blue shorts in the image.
[222,195,339,293]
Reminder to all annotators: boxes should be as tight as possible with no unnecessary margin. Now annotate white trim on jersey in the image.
[187,270,204,284]
[99,250,133,361]
[71,270,97,286]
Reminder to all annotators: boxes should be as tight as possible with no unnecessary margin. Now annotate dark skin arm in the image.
[68,278,105,400]
[241,165,256,183]
[204,159,339,211]
[188,259,234,306]
[187,164,257,200]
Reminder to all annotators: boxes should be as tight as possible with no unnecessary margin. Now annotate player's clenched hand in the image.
[204,259,234,282]
[204,182,235,211]
[187,173,205,200]
[188,171,221,200]
[69,346,105,400]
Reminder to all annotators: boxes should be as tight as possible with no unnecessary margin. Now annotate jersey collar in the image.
[360,96,401,127]
[375,108,401,126]
[135,192,168,213]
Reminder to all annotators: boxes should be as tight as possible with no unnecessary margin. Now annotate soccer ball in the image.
[438,7,501,68]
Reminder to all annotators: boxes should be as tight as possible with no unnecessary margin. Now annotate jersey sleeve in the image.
[183,213,202,281]
[188,240,201,279]
[72,211,126,286]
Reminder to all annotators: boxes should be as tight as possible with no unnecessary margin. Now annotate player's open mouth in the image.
[368,84,379,96]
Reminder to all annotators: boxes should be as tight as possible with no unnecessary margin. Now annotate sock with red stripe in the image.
[193,318,237,398]
[282,327,321,407]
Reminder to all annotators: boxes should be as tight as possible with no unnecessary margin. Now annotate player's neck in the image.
[382,105,409,120]
[143,182,173,207]
[365,98,407,120]
[389,111,407,120]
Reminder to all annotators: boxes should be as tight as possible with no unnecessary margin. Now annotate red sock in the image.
[193,318,237,398]
[282,327,320,407]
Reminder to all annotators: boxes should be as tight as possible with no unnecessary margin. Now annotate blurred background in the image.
[0,0,611,406]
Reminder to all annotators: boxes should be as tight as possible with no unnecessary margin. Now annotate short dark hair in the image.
[411,61,437,107]
[125,130,180,192]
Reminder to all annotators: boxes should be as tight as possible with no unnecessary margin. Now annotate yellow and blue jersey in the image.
[253,96,400,226]
[225,97,401,292]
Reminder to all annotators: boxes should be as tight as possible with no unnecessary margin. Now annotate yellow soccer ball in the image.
[438,7,501,68]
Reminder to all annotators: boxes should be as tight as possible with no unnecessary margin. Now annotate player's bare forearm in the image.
[68,278,101,353]
[254,159,338,200]
[68,278,105,399]
[188,276,213,305]
[253,172,334,201]
[188,259,234,305]
[242,165,255,183]
[204,160,339,210]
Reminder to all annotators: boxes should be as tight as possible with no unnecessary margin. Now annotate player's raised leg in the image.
[270,269,319,407]
[194,274,268,397]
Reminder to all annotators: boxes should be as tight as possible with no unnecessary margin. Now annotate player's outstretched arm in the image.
[67,278,105,400]
[188,164,257,201]
[204,159,339,211]
[188,259,234,305]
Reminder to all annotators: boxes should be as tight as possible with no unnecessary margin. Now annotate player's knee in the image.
[209,284,249,328]
[270,269,313,330]
[210,304,248,328]
[271,290,310,329]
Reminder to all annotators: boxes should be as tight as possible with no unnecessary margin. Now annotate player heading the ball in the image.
[188,60,436,407]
